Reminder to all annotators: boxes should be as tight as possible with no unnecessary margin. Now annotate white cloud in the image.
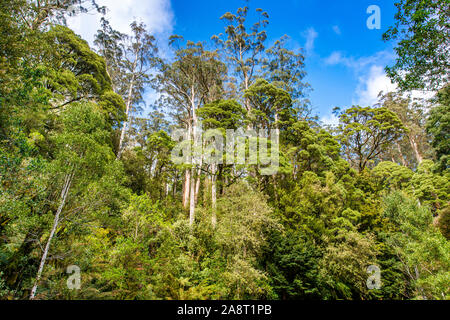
[352,66,436,107]
[303,27,318,55]
[353,65,397,106]
[320,113,339,126]
[324,50,394,71]
[67,0,174,46]
[323,51,400,107]
[67,1,174,117]
[332,25,341,35]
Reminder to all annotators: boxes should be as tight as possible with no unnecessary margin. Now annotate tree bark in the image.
[117,50,139,160]
[189,167,196,226]
[182,169,190,208]
[189,83,198,226]
[195,168,201,205]
[409,135,423,164]
[396,143,408,167]
[30,171,74,300]
[211,163,217,228]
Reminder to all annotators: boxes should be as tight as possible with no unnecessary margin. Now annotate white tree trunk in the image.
[182,121,193,208]
[182,169,190,208]
[117,49,139,160]
[409,135,423,164]
[396,143,408,167]
[189,84,198,226]
[195,168,201,205]
[30,171,74,300]
[189,167,196,226]
[117,75,136,159]
[211,163,217,228]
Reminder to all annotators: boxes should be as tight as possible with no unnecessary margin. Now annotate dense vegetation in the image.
[0,0,449,300]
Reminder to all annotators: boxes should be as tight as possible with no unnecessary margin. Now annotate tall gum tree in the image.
[156,38,225,224]
[115,21,157,159]
[212,5,269,123]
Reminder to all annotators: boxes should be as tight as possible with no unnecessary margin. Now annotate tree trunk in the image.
[30,171,74,300]
[195,168,201,205]
[189,83,198,226]
[172,175,177,198]
[117,75,136,159]
[396,143,408,167]
[211,163,217,228]
[165,182,170,197]
[189,167,196,226]
[117,51,139,160]
[182,169,190,208]
[409,135,423,164]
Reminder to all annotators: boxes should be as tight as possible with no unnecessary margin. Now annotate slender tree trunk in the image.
[172,175,177,198]
[409,135,423,164]
[117,75,136,159]
[189,84,198,226]
[396,143,408,167]
[272,112,280,202]
[165,182,169,197]
[117,51,139,160]
[189,167,195,226]
[211,163,217,228]
[182,121,193,208]
[30,171,74,300]
[182,169,190,208]
[194,144,203,205]
[195,168,201,205]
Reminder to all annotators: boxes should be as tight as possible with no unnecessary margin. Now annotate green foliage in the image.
[426,85,450,172]
[381,192,450,299]
[318,230,378,300]
[1,1,449,301]
[245,78,293,129]
[372,161,414,190]
[383,0,450,91]
[437,207,450,240]
[338,106,407,171]
[410,160,450,212]
[264,230,321,299]
[198,99,247,131]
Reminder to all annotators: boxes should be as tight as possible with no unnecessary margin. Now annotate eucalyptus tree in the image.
[212,5,269,118]
[94,18,126,94]
[156,37,226,225]
[262,35,311,120]
[197,99,247,226]
[426,85,450,172]
[337,106,407,172]
[378,92,430,166]
[113,21,158,159]
[21,0,105,30]
[42,26,125,118]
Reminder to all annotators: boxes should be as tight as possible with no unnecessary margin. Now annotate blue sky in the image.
[69,0,401,124]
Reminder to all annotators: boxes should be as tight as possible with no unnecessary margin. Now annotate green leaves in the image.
[245,78,293,129]
[381,192,450,299]
[338,106,407,171]
[50,102,114,187]
[383,0,450,91]
[426,85,450,172]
